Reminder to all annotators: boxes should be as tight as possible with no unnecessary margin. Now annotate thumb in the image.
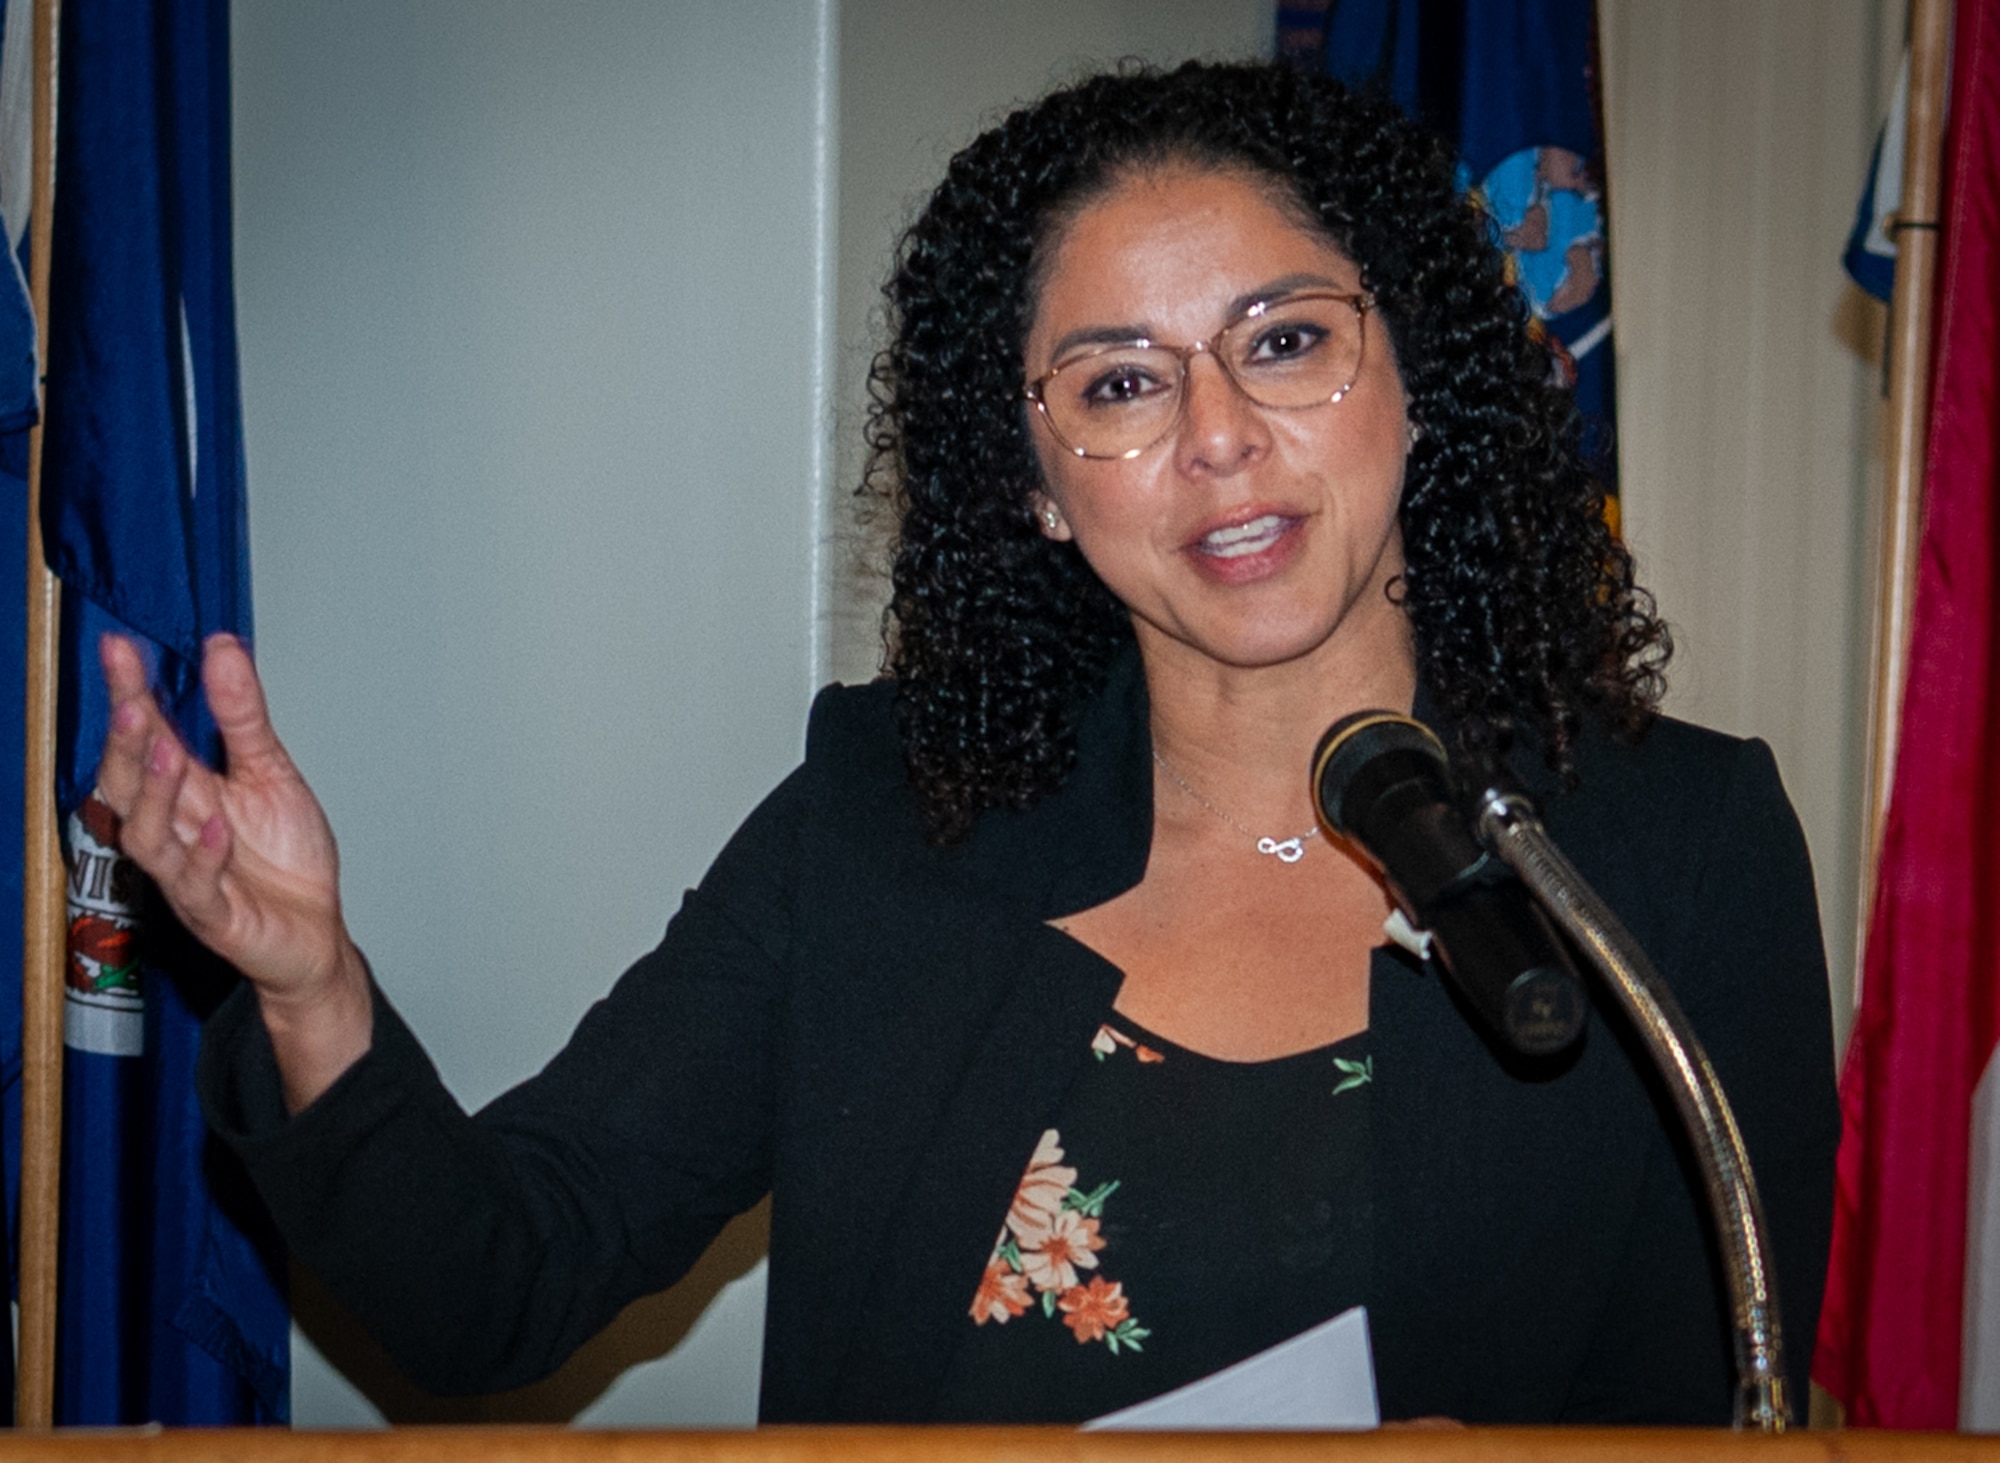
[201,634,294,778]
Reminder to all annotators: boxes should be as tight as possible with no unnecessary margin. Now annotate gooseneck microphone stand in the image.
[1473,786,1791,1432]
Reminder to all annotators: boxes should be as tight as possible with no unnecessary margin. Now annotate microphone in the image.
[1311,712,1586,1056]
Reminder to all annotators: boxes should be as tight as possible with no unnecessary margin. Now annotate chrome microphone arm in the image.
[1474,790,1791,1432]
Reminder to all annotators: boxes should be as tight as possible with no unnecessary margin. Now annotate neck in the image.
[1138,618,1418,833]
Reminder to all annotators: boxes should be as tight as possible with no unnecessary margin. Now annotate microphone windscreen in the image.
[1312,711,1448,838]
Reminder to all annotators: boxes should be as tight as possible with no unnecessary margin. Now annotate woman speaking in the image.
[92,61,1837,1425]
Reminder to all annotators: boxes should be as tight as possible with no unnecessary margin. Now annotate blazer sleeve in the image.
[198,754,814,1397]
[1560,736,1840,1422]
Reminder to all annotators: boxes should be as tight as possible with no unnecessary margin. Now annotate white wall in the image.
[231,0,833,1425]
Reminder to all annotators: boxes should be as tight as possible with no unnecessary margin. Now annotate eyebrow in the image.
[1226,272,1350,319]
[1043,272,1354,363]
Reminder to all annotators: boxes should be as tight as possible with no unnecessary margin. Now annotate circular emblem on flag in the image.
[64,793,146,1057]
[1476,145,1605,321]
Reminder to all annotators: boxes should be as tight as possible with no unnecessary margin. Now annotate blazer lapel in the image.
[828,922,1120,1420]
[822,654,1154,1419]
[1368,927,1659,1421]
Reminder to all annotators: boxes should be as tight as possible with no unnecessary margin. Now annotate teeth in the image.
[1201,514,1286,558]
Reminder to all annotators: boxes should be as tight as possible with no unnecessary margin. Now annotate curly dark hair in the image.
[869,59,1670,845]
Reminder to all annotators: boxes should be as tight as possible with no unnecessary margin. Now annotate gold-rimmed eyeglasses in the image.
[1023,290,1374,461]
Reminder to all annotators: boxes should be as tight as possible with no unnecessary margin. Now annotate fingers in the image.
[96,633,180,815]
[99,631,150,702]
[178,813,236,936]
[99,632,279,823]
[117,733,184,868]
[202,633,296,780]
[118,734,233,938]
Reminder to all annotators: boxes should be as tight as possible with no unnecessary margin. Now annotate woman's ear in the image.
[1031,494,1072,542]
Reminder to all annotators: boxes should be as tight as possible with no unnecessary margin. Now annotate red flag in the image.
[1815,0,2000,1428]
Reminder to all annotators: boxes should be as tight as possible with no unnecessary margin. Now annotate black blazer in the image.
[201,653,1838,1424]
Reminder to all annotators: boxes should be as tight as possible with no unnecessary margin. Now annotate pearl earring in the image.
[1042,508,1061,531]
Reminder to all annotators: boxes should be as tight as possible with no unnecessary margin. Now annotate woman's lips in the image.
[1185,511,1306,581]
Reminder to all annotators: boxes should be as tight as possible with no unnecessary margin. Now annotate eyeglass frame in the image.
[1021,289,1376,462]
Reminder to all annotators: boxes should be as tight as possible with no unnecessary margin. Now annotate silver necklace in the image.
[1151,749,1322,864]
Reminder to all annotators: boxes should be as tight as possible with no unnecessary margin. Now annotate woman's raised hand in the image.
[96,632,372,1109]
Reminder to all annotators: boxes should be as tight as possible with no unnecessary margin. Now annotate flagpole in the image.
[16,0,61,1429]
[1855,0,1952,1010]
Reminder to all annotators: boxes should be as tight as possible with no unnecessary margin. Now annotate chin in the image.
[1190,620,1348,672]
[1218,589,1404,671]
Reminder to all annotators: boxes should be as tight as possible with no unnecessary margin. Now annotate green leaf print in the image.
[968,1125,1150,1358]
[1105,1320,1151,1355]
[91,960,142,994]
[1331,1054,1373,1096]
[1065,1179,1120,1217]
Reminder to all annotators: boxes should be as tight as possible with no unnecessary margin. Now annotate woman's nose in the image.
[1174,350,1270,477]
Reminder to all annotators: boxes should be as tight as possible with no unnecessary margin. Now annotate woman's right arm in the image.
[107,630,807,1394]
[195,726,809,1396]
[96,630,373,1111]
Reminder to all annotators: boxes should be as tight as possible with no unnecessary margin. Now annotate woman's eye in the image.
[1079,362,1167,408]
[1246,321,1327,362]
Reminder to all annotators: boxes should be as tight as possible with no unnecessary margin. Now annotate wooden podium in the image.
[0,1430,1991,1462]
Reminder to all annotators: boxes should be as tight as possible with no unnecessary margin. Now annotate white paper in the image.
[1083,1305,1379,1431]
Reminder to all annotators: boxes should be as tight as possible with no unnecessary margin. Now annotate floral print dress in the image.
[938,1018,1373,1423]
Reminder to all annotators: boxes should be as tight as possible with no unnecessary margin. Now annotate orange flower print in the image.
[1092,1023,1165,1064]
[969,1259,1032,1325]
[1005,1129,1076,1249]
[967,1119,1149,1352]
[1059,1276,1131,1344]
[1019,1206,1104,1293]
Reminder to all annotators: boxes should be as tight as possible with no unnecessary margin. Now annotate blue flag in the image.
[39,0,286,1424]
[1278,0,1619,492]
[0,0,39,1419]
[1843,52,1907,304]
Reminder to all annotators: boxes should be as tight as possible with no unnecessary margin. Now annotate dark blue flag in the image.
[1278,0,1619,496]
[39,0,286,1425]
[0,0,36,1417]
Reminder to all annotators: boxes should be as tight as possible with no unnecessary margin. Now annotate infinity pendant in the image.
[1257,836,1306,863]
